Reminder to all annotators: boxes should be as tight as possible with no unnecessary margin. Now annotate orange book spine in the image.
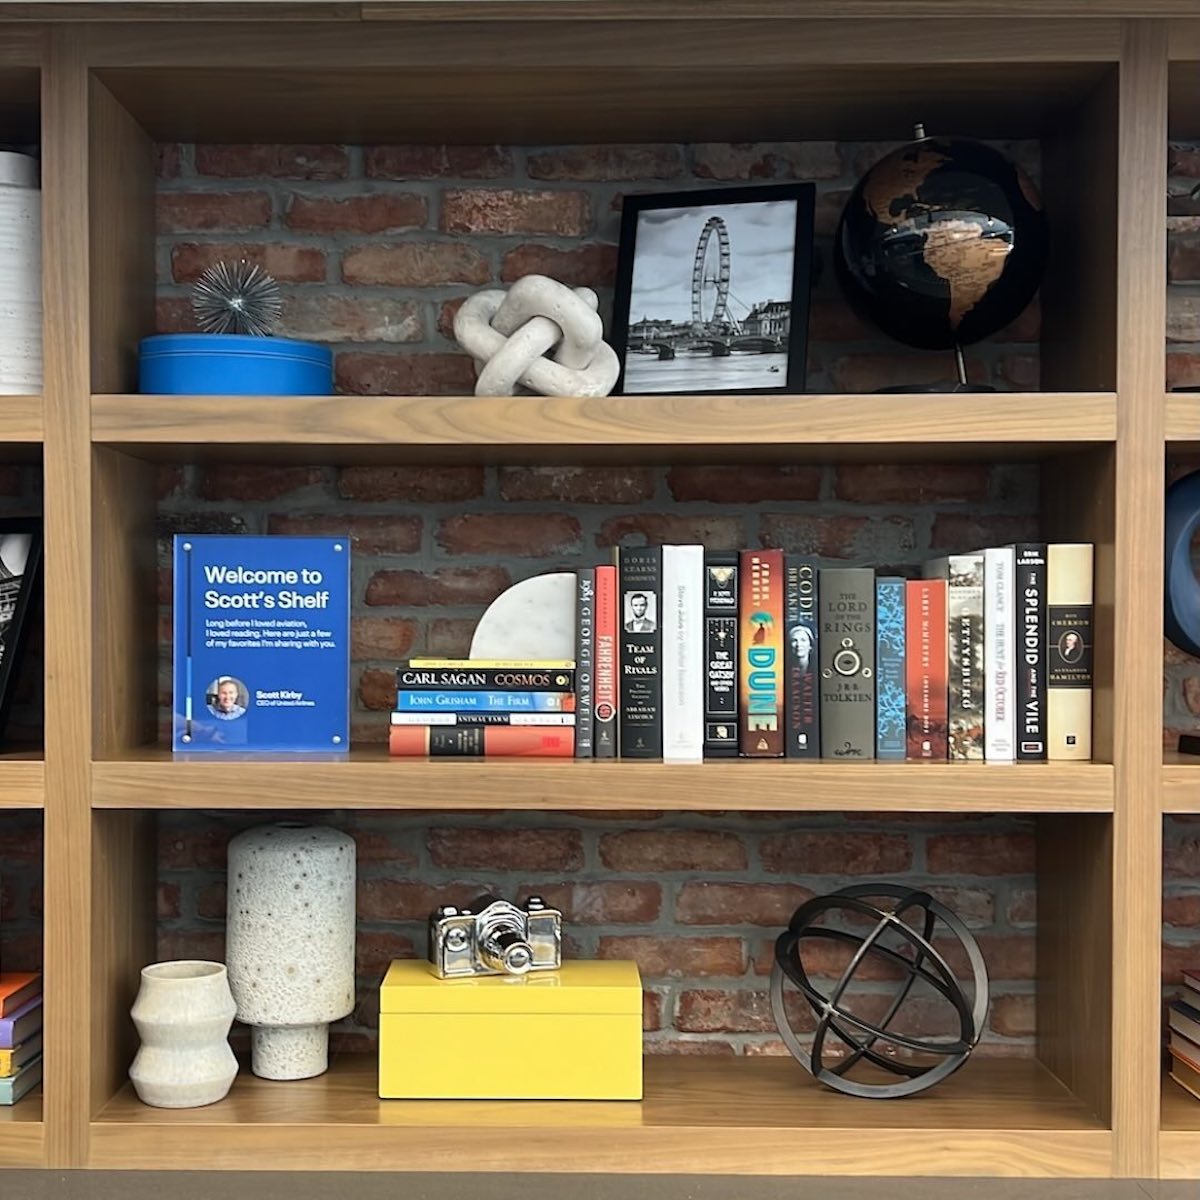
[905,579,948,760]
[389,724,575,757]
[593,564,618,758]
[739,549,784,757]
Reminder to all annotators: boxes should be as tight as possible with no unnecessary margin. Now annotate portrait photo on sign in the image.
[610,183,815,396]
[623,591,657,633]
[0,517,41,746]
[206,676,249,721]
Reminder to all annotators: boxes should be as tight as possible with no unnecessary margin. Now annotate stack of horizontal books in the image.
[0,971,42,1105]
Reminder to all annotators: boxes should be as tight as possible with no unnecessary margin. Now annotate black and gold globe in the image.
[835,135,1047,353]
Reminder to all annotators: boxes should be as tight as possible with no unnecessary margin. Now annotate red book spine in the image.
[739,549,785,757]
[389,725,575,757]
[905,579,948,760]
[593,564,618,758]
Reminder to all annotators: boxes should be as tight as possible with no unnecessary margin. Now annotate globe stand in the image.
[875,344,995,394]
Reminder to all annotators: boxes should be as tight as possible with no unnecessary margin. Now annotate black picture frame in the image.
[610,182,815,397]
[0,517,42,747]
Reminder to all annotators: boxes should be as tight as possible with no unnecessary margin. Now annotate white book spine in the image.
[662,545,704,762]
[984,546,1015,761]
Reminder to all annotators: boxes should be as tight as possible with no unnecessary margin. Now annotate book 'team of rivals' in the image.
[173,535,350,752]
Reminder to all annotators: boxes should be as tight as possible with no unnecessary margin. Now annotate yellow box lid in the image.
[379,959,642,1015]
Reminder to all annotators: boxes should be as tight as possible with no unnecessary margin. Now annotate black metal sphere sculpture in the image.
[770,883,988,1099]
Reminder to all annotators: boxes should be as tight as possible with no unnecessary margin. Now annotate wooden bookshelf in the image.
[90,1055,1109,1177]
[0,395,44,447]
[0,751,45,808]
[0,1091,44,1169]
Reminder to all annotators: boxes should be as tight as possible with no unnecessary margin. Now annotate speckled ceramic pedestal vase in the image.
[226,823,356,1081]
[129,961,238,1108]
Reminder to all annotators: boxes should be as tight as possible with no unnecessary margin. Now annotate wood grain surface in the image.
[0,1092,44,1168]
[0,753,46,807]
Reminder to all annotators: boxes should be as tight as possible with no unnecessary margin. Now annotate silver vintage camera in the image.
[428,893,562,979]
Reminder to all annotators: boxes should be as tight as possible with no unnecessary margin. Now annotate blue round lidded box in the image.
[138,334,333,396]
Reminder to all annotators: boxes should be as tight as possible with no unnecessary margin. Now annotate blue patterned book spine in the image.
[875,577,906,761]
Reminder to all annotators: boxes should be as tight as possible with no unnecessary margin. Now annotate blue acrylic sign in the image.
[173,534,350,752]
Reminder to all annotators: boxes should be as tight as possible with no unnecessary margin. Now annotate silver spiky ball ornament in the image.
[191,260,283,337]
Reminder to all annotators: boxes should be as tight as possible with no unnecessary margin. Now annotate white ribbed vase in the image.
[226,823,356,1081]
[0,151,42,395]
[129,960,238,1109]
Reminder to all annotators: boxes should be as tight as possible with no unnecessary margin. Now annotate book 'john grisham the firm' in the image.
[173,535,350,752]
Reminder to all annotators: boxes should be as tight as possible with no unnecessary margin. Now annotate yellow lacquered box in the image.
[378,959,643,1100]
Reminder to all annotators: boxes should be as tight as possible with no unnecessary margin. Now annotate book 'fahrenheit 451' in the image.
[1047,542,1094,761]
[784,557,819,758]
[662,545,704,762]
[905,578,948,760]
[875,577,906,761]
[575,568,596,758]
[740,549,784,756]
[617,546,662,758]
[924,554,984,761]
[1013,543,1047,761]
[819,568,875,760]
[739,549,787,753]
[703,552,739,757]
[594,565,618,758]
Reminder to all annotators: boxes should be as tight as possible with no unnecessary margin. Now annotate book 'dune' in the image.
[387,543,1094,762]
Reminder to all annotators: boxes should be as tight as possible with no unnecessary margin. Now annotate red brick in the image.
[335,351,476,396]
[159,828,230,870]
[643,991,664,1031]
[834,464,990,505]
[1166,836,1200,877]
[500,243,618,288]
[751,936,907,982]
[743,1040,792,1056]
[156,142,182,179]
[937,934,1035,981]
[1166,894,1200,926]
[515,882,662,924]
[1169,352,1200,390]
[598,935,746,978]
[1171,144,1200,177]
[366,145,512,180]
[499,466,656,505]
[281,295,424,344]
[676,882,812,926]
[927,832,1035,875]
[359,667,399,711]
[600,830,746,873]
[596,513,745,551]
[676,989,815,1034]
[1164,941,1200,983]
[923,886,996,928]
[441,189,591,237]
[829,353,986,393]
[692,142,841,181]
[157,295,194,334]
[667,466,823,504]
[438,512,581,557]
[286,192,427,234]
[338,465,484,503]
[157,882,181,920]
[930,513,1039,551]
[1170,292,1200,344]
[365,567,510,608]
[172,242,327,284]
[196,882,226,920]
[1172,236,1200,283]
[437,297,466,340]
[195,143,348,180]
[1007,888,1036,925]
[428,827,584,871]
[357,931,416,979]
[645,1039,736,1055]
[158,929,226,963]
[1184,677,1200,717]
[358,879,482,922]
[156,191,272,233]
[345,827,418,865]
[197,464,324,502]
[266,513,421,555]
[341,242,489,287]
[528,145,683,181]
[425,618,476,657]
[759,513,915,559]
[760,831,912,875]
[352,616,418,661]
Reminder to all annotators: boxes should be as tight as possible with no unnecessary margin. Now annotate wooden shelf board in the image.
[1165,391,1200,444]
[92,392,1117,466]
[1161,752,1200,811]
[1159,1074,1200,1177]
[0,396,43,449]
[90,1055,1110,1176]
[91,747,1114,811]
[0,751,45,809]
[0,1090,44,1169]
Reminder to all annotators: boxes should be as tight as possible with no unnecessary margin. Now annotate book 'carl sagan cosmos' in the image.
[173,535,350,752]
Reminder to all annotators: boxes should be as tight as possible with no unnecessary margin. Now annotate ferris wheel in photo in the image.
[691,215,732,329]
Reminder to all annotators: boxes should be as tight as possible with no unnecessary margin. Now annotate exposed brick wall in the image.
[0,812,42,973]
[158,810,1035,1056]
[1165,817,1200,1006]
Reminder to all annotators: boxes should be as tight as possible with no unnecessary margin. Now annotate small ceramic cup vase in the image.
[129,960,238,1108]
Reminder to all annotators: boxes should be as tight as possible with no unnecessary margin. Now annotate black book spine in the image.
[784,556,820,758]
[575,568,595,758]
[703,552,739,758]
[395,666,575,691]
[618,546,662,758]
[1015,542,1048,761]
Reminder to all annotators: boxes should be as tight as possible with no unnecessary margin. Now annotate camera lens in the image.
[480,926,534,975]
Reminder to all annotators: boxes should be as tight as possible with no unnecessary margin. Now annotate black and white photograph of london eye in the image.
[612,184,813,395]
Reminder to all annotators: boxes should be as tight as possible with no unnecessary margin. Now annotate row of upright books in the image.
[1168,976,1200,1101]
[0,971,42,1105]
[387,541,1093,761]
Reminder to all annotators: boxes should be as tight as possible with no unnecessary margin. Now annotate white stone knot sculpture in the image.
[454,274,620,398]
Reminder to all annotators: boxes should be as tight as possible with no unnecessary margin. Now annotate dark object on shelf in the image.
[1165,468,1200,659]
[835,125,1047,393]
[0,518,41,749]
[428,894,562,979]
[770,883,988,1099]
[1178,734,1200,756]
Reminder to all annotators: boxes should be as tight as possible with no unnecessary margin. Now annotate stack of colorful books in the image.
[389,659,577,757]
[0,971,42,1105]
